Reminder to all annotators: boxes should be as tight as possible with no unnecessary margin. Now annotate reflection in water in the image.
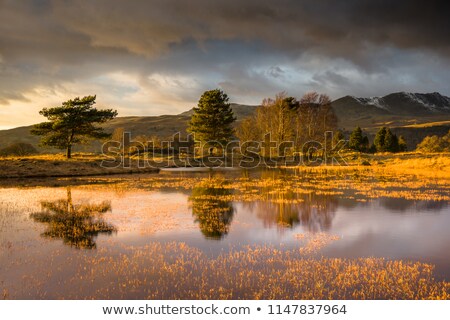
[379,197,449,212]
[246,191,338,232]
[30,187,116,249]
[190,179,234,240]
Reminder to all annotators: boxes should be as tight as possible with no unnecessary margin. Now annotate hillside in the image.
[1,93,449,153]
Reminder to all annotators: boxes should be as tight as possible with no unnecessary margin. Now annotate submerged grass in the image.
[1,233,448,299]
[5,240,446,300]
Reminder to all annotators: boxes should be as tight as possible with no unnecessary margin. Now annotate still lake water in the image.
[1,168,449,298]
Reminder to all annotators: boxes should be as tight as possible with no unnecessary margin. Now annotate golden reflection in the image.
[190,178,234,240]
[30,187,116,249]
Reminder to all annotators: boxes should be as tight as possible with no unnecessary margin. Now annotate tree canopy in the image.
[236,91,337,156]
[373,126,405,153]
[188,89,236,147]
[348,126,369,152]
[31,95,117,158]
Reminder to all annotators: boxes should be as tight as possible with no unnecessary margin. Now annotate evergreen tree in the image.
[348,126,368,152]
[31,95,117,159]
[384,128,399,152]
[361,136,369,152]
[374,127,387,152]
[188,89,236,147]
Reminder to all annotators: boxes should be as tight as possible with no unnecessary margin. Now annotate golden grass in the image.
[381,155,450,178]
[402,120,450,128]
[3,240,446,300]
[0,152,104,161]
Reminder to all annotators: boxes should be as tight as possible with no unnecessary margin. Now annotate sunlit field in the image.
[1,164,449,299]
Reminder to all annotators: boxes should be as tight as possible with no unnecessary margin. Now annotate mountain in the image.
[332,92,450,131]
[0,93,449,152]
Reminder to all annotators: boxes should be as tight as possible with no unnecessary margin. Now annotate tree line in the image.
[347,126,407,153]
[235,91,337,156]
[20,91,448,159]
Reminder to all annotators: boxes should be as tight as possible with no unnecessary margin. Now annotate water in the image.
[0,169,449,298]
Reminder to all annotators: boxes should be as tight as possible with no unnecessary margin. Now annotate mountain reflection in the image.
[190,179,234,240]
[30,187,116,249]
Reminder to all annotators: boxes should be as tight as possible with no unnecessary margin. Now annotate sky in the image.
[0,0,449,129]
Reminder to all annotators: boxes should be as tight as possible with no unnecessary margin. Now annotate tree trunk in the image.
[66,145,72,159]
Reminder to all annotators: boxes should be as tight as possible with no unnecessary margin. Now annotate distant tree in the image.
[283,96,300,111]
[443,130,450,150]
[361,136,370,152]
[31,95,117,159]
[188,89,236,148]
[332,130,345,147]
[373,127,403,152]
[236,116,260,142]
[0,142,38,157]
[398,135,407,152]
[111,127,125,144]
[257,92,295,145]
[348,126,369,152]
[416,136,441,152]
[149,135,162,149]
[384,129,399,152]
[374,127,387,152]
[236,91,337,156]
[295,92,337,145]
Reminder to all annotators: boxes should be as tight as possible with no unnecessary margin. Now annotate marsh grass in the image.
[34,240,449,299]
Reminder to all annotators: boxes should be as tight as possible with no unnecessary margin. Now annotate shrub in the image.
[0,142,38,156]
[416,130,450,152]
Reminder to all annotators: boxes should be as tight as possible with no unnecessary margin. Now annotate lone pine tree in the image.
[31,95,117,159]
[188,89,236,148]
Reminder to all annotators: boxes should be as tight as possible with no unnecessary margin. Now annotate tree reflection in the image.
[379,197,449,212]
[190,179,234,240]
[246,190,338,232]
[30,187,116,249]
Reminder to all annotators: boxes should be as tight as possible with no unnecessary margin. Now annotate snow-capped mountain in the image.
[335,92,450,116]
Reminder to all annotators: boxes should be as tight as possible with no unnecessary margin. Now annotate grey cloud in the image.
[0,0,449,117]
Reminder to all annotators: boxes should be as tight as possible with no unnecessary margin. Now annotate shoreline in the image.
[1,152,449,179]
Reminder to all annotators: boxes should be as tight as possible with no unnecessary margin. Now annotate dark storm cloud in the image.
[2,0,448,62]
[44,0,449,58]
[0,0,449,124]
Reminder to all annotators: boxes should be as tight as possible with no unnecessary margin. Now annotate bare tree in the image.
[295,92,337,148]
